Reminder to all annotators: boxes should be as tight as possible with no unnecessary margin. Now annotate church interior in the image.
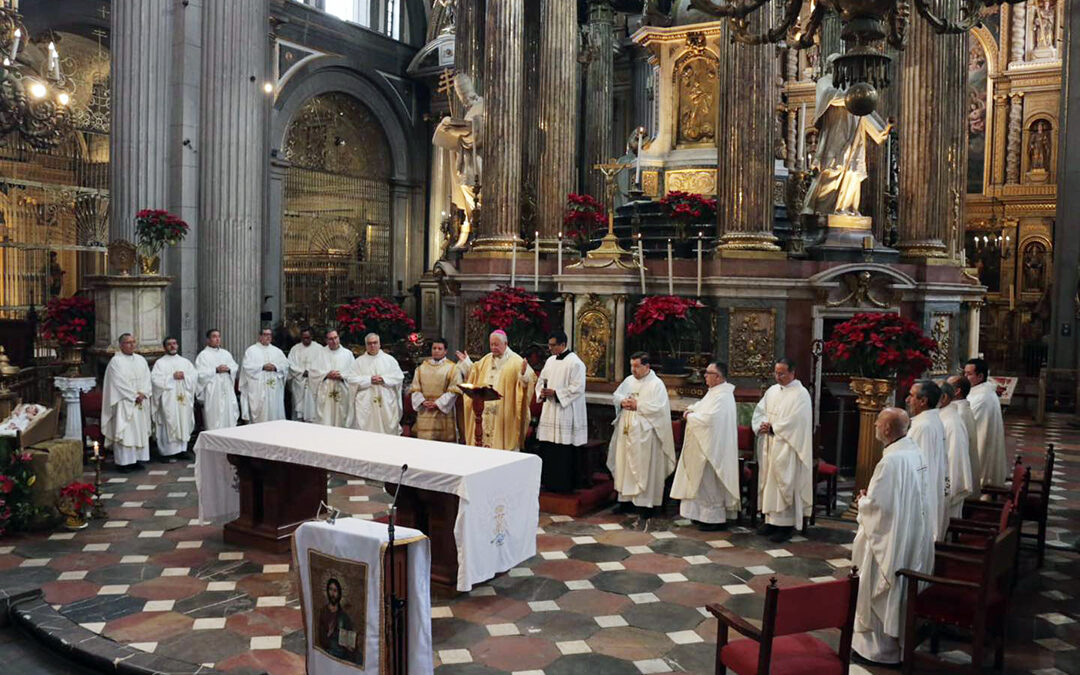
[0,0,1077,673]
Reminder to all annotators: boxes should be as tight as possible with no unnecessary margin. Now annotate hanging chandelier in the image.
[688,0,1024,116]
[0,0,72,150]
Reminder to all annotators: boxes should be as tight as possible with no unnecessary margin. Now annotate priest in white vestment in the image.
[965,358,1007,486]
[309,330,356,428]
[456,331,537,450]
[906,379,949,542]
[101,333,152,472]
[670,360,739,531]
[751,357,813,543]
[608,353,676,514]
[195,329,240,430]
[938,380,975,518]
[347,333,404,435]
[947,374,981,489]
[239,328,289,423]
[535,330,588,493]
[151,337,198,461]
[287,327,323,422]
[851,407,934,665]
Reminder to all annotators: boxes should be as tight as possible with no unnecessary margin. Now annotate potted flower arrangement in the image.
[0,440,47,537]
[659,190,717,246]
[57,481,95,530]
[626,295,704,375]
[40,294,94,374]
[134,208,190,274]
[335,296,417,347]
[562,193,606,254]
[470,285,549,353]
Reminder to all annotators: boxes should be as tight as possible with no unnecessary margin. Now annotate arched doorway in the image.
[281,92,394,330]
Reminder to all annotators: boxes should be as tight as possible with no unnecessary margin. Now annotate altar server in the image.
[608,352,675,514]
[947,374,981,485]
[309,330,355,428]
[670,360,739,530]
[347,333,404,435]
[535,330,588,492]
[195,329,240,430]
[906,379,949,541]
[239,328,289,423]
[751,357,813,543]
[939,379,975,518]
[101,333,152,472]
[851,407,934,665]
[965,358,1007,486]
[151,336,197,461]
[456,330,537,450]
[410,337,463,442]
[287,327,323,421]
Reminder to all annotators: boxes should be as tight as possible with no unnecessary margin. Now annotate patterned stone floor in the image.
[0,411,1076,675]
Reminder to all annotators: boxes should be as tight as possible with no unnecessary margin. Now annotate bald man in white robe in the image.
[906,379,949,542]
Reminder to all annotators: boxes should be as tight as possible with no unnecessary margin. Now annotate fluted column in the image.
[198,0,268,354]
[110,0,173,243]
[1006,92,1024,183]
[536,0,578,245]
[716,16,779,251]
[472,0,523,250]
[583,0,615,200]
[454,0,485,91]
[521,0,542,237]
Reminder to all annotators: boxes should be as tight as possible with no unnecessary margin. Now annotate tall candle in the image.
[11,28,20,62]
[666,239,674,295]
[557,231,563,275]
[92,441,99,459]
[634,127,644,187]
[696,233,703,298]
[534,231,540,292]
[797,103,806,169]
[510,241,517,288]
[637,234,646,295]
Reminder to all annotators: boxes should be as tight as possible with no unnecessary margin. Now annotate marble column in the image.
[54,376,97,441]
[521,0,542,239]
[1006,92,1024,183]
[109,0,174,243]
[536,0,578,246]
[992,93,1009,186]
[716,16,779,251]
[198,0,268,354]
[583,0,615,201]
[1009,2,1026,64]
[454,0,485,91]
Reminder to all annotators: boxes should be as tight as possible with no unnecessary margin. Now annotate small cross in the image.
[97,4,110,19]
[437,68,456,117]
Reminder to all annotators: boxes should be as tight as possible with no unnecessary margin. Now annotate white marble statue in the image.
[432,74,484,234]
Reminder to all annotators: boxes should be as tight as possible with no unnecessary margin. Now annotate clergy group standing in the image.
[287,327,323,422]
[410,338,464,442]
[905,379,949,541]
[101,333,153,472]
[310,329,356,428]
[150,337,197,461]
[457,330,536,451]
[535,331,588,493]
[195,329,240,430]
[965,358,1007,486]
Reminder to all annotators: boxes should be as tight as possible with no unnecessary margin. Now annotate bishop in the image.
[457,330,537,451]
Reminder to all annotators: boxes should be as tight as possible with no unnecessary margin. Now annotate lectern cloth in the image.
[293,519,433,675]
[195,420,541,591]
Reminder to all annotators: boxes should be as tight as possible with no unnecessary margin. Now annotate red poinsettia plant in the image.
[562,193,606,249]
[824,313,938,385]
[336,296,416,345]
[40,294,94,346]
[659,191,717,225]
[135,209,189,253]
[59,481,96,515]
[470,285,549,351]
[627,295,704,358]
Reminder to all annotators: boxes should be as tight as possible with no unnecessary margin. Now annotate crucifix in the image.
[437,68,456,118]
[572,159,639,269]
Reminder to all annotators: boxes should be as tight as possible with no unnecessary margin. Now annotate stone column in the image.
[454,0,485,90]
[583,0,615,200]
[521,1,542,239]
[992,93,1009,186]
[1005,92,1024,183]
[536,0,578,246]
[1009,2,1026,64]
[198,0,268,354]
[562,293,574,344]
[472,0,524,251]
[110,0,174,243]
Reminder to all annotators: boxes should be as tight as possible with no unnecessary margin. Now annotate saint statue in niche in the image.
[676,57,717,144]
[432,74,484,239]
[1022,242,1048,293]
[1028,120,1052,172]
[1033,0,1056,50]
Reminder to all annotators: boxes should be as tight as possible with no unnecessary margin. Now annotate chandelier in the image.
[0,0,72,149]
[688,0,1024,116]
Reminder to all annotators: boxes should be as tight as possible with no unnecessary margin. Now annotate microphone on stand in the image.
[387,463,408,675]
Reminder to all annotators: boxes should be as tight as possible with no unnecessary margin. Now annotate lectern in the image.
[458,383,501,447]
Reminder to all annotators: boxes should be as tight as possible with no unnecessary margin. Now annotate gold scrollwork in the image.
[728,308,776,379]
[576,295,613,382]
[642,171,660,197]
[665,169,717,196]
[464,302,487,356]
[930,314,951,375]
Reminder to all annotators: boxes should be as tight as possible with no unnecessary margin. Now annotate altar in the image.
[194,421,541,592]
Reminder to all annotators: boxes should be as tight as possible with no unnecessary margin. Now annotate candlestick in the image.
[798,103,806,169]
[92,441,99,459]
[637,235,646,295]
[510,240,517,288]
[666,239,674,295]
[696,234,703,298]
[91,447,107,520]
[557,232,563,274]
[634,127,644,187]
[11,28,20,62]
[534,231,540,292]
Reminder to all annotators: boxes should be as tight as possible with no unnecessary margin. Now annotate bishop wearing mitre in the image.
[239,328,290,423]
[410,337,463,442]
[309,329,356,427]
[608,352,676,514]
[151,336,198,461]
[456,330,536,451]
[347,333,404,435]
[195,329,240,430]
[287,327,323,422]
[102,333,153,472]
[670,360,739,530]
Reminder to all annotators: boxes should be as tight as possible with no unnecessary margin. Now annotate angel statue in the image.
[432,74,484,242]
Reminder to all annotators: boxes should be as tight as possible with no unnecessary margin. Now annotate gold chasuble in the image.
[410,358,463,442]
[462,349,536,450]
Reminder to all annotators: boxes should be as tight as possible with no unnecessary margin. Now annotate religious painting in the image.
[966,36,989,194]
[675,53,718,146]
[727,308,776,379]
[308,549,368,668]
[576,296,613,382]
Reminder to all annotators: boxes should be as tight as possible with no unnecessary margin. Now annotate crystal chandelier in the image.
[689,0,1024,115]
[0,0,73,149]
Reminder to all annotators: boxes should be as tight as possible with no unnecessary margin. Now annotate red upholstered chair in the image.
[400,389,416,438]
[79,388,104,453]
[525,394,544,443]
[671,417,686,451]
[708,572,859,675]
[737,425,758,526]
[961,458,1030,527]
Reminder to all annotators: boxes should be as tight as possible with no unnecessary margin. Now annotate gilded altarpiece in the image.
[575,295,614,383]
[727,308,777,379]
[930,313,953,376]
[674,49,718,147]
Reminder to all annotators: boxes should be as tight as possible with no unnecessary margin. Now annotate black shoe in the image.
[638,507,657,519]
[615,501,635,514]
[178,450,195,461]
[697,521,728,532]
[756,523,775,536]
[116,463,135,473]
[130,462,147,472]
[769,527,794,544]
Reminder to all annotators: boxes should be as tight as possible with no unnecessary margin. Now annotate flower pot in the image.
[658,372,688,399]
[64,514,88,530]
[58,341,87,377]
[846,376,895,519]
[139,252,161,275]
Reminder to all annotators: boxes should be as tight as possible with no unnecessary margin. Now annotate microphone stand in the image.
[387,463,407,675]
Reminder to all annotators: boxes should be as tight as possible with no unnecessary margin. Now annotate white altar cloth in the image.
[194,420,541,591]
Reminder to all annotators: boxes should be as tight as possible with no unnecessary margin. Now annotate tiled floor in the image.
[0,412,1076,675]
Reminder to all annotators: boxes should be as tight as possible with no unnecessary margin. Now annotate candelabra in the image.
[0,1,72,149]
[90,441,108,520]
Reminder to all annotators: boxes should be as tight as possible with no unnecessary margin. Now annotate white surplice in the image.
[195,347,240,430]
[940,402,975,518]
[751,380,813,529]
[851,436,934,665]
[535,351,588,447]
[309,346,356,428]
[670,381,740,523]
[969,380,1007,486]
[239,343,290,423]
[287,341,324,421]
[956,399,981,492]
[908,408,949,542]
[101,352,153,465]
[346,351,404,436]
[151,354,198,456]
[607,370,676,508]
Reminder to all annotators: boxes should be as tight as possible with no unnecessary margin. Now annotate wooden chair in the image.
[1023,444,1055,567]
[897,524,1019,675]
[960,457,1030,526]
[737,425,758,527]
[708,572,858,675]
[810,452,839,525]
[79,388,104,453]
